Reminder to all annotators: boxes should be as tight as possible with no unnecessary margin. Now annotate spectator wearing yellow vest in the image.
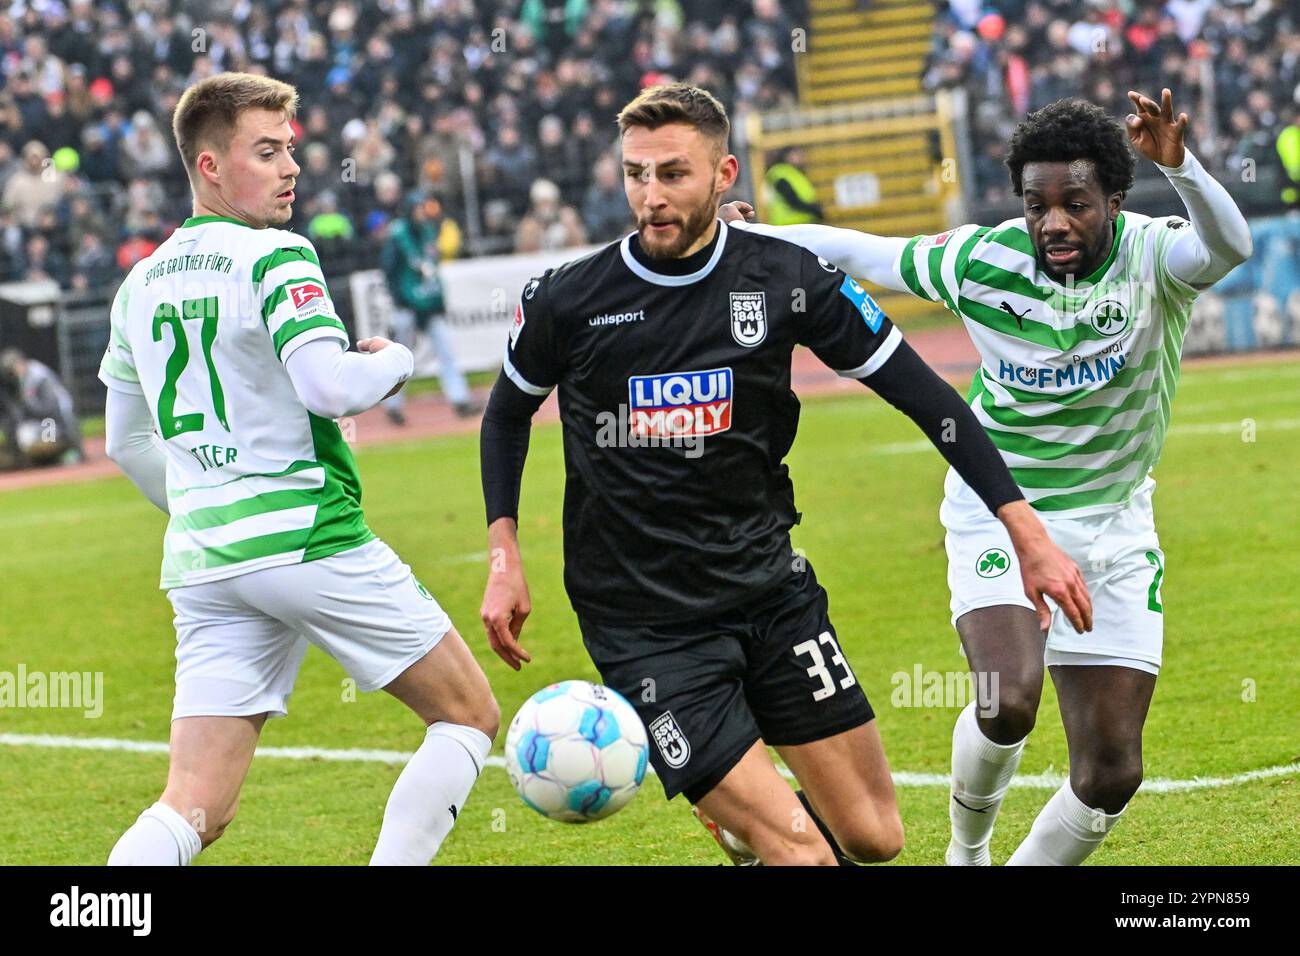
[1279,112,1300,208]
[762,147,825,225]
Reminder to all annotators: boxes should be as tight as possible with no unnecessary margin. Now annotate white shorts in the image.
[166,538,452,721]
[940,469,1164,674]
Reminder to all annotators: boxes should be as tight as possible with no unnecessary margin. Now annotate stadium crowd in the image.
[0,0,805,291]
[927,0,1300,206]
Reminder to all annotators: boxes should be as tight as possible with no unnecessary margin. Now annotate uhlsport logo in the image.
[649,711,690,769]
[588,308,646,327]
[976,548,1011,578]
[1089,299,1131,337]
[627,367,732,439]
[729,291,766,346]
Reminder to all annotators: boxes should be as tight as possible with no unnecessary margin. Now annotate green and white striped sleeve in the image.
[98,280,143,394]
[895,222,990,314]
[253,237,349,364]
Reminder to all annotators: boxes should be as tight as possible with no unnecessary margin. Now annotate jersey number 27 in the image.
[152,296,230,440]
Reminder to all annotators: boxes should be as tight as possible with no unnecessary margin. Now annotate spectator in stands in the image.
[939,0,1300,209]
[63,190,105,253]
[294,142,337,207]
[1279,110,1300,208]
[484,125,540,216]
[351,117,398,188]
[582,153,630,242]
[78,126,119,183]
[0,2,814,285]
[380,191,475,422]
[119,111,173,180]
[515,177,588,252]
[537,113,586,198]
[42,93,81,152]
[306,190,355,246]
[0,347,82,468]
[116,222,159,271]
[367,171,405,238]
[123,177,165,237]
[3,140,62,229]
[0,142,16,196]
[21,232,68,285]
[71,231,115,291]
[763,146,824,225]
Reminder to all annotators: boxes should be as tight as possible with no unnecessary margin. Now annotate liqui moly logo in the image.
[627,367,732,438]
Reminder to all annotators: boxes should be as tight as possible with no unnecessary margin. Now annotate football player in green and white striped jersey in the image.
[724,90,1252,865]
[100,73,499,866]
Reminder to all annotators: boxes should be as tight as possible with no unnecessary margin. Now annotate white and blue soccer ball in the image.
[505,680,649,823]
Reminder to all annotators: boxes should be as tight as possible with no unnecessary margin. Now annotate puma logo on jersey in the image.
[999,301,1031,329]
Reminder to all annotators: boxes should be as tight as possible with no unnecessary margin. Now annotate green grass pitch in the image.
[2,356,1298,864]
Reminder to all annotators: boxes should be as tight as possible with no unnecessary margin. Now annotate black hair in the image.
[1006,99,1136,198]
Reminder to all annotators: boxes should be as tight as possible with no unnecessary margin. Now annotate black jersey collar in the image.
[620,219,728,286]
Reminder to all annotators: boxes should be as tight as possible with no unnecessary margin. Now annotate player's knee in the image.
[162,793,237,848]
[474,693,501,742]
[979,685,1039,743]
[1073,751,1143,813]
[838,812,905,863]
[435,691,500,742]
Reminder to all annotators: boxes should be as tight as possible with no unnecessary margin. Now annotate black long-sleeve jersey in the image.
[497,218,922,624]
[491,217,1019,624]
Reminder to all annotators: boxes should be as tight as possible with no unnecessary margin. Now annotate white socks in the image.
[107,801,203,866]
[947,701,1026,866]
[1007,782,1123,865]
[369,721,492,866]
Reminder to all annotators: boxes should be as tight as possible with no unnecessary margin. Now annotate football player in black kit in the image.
[479,84,1092,865]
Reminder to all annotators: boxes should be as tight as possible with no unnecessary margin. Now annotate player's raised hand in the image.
[719,200,755,223]
[480,522,534,670]
[1125,88,1187,168]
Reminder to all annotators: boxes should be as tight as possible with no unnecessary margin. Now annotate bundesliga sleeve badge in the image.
[286,280,332,320]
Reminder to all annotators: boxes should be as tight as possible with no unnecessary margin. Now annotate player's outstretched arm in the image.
[862,341,1092,633]
[482,517,533,671]
[103,387,169,513]
[480,372,548,670]
[284,337,413,419]
[720,201,913,293]
[1126,88,1252,286]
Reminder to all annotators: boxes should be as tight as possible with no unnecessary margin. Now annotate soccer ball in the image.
[505,680,649,823]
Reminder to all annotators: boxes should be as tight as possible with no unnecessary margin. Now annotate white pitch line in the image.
[2,733,1295,795]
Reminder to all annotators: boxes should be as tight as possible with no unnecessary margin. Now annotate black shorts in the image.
[577,562,874,803]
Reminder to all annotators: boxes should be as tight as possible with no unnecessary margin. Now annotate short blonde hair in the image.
[172,72,299,181]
